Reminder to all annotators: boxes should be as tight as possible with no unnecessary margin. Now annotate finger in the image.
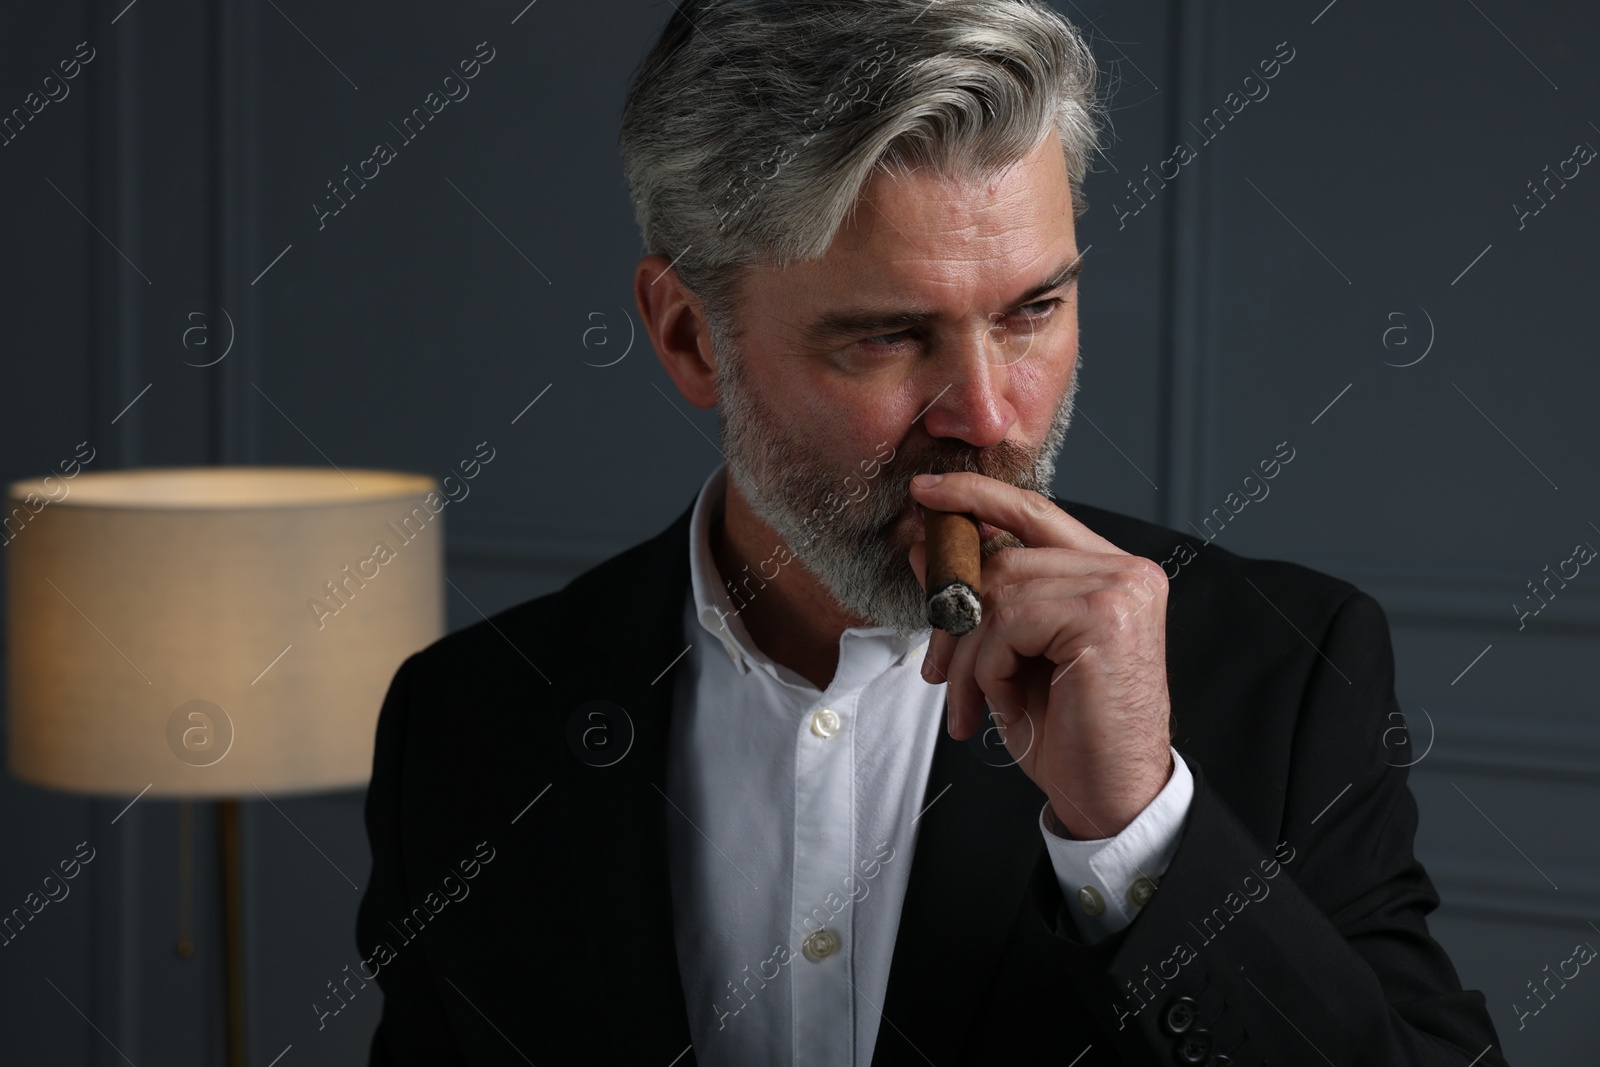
[941,613,989,739]
[923,629,959,697]
[931,574,1088,690]
[909,471,1123,553]
[972,598,1096,711]
[978,547,1150,592]
[924,555,1131,683]
[948,596,1075,742]
[949,574,1130,740]
[907,540,961,687]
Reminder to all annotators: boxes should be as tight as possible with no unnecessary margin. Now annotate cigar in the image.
[924,508,982,636]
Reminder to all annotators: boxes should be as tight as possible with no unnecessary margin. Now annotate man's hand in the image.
[907,471,1174,840]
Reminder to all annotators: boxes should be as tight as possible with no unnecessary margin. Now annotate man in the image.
[356,1,1505,1063]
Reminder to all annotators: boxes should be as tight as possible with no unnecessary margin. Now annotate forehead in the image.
[749,132,1076,313]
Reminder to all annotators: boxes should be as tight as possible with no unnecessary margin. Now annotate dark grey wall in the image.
[2,0,1596,1063]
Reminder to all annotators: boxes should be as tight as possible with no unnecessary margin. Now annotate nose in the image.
[918,336,1017,448]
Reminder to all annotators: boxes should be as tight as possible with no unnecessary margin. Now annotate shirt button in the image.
[810,708,841,739]
[1076,885,1105,917]
[1127,875,1158,909]
[801,927,839,962]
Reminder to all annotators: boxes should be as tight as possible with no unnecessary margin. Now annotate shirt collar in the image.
[686,463,929,683]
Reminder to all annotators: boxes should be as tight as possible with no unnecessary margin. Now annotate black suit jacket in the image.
[356,492,1506,1066]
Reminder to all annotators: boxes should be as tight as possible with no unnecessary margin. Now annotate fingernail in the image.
[913,473,942,488]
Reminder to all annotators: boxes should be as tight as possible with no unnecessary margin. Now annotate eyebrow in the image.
[798,250,1086,346]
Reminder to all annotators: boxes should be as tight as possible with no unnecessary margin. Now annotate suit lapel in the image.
[556,498,701,1063]
[871,724,1051,1064]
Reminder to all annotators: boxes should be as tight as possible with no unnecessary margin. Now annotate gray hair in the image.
[618,0,1108,351]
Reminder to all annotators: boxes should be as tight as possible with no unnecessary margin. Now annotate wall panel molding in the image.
[1324,558,1600,630]
[1422,718,1600,785]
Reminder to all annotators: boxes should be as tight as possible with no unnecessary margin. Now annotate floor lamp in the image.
[5,467,444,1066]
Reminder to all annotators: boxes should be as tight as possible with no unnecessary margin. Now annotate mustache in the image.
[890,438,1037,485]
[870,438,1040,529]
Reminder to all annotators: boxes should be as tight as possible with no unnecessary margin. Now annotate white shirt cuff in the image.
[1038,747,1194,944]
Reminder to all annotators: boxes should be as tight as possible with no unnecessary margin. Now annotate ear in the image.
[634,254,719,409]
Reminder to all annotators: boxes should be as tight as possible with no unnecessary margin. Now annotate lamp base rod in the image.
[218,798,248,1067]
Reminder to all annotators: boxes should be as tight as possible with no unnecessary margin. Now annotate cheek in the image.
[1008,333,1074,415]
[809,375,915,464]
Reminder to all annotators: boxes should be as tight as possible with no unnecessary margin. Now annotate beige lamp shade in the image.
[5,467,445,797]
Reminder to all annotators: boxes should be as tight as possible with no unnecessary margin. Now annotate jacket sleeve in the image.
[356,652,469,1066]
[1047,590,1507,1066]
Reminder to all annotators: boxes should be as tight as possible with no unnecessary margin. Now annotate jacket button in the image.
[1160,995,1198,1035]
[1207,1055,1233,1066]
[1174,1028,1211,1064]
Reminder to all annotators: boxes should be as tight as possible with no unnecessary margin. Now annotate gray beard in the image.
[714,342,1082,637]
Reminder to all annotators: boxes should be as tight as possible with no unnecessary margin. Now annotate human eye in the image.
[984,298,1064,338]
[1016,297,1064,319]
[859,299,1062,350]
[860,328,916,349]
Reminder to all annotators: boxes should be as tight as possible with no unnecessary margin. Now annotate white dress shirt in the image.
[664,463,1194,1066]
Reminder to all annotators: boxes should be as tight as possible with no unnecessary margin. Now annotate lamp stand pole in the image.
[218,798,248,1067]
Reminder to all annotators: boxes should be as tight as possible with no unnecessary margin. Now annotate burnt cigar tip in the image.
[928,581,981,636]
